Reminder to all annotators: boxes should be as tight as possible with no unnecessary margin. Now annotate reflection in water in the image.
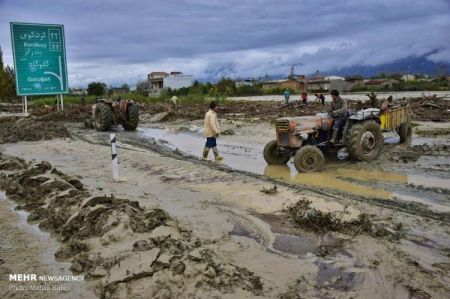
[263,165,401,198]
[139,127,448,204]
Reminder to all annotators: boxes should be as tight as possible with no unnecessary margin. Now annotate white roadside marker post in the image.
[110,133,119,181]
[60,94,64,111]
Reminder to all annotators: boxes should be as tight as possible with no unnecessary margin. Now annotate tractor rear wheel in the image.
[293,145,325,172]
[94,102,113,131]
[122,104,139,131]
[347,120,383,161]
[263,140,290,165]
[398,122,412,144]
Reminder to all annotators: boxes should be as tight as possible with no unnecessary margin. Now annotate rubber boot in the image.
[212,147,223,161]
[330,130,338,144]
[202,147,210,161]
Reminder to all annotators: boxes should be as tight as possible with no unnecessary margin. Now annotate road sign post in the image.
[10,22,68,111]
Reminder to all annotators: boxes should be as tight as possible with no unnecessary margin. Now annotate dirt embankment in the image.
[0,117,69,144]
[141,95,449,122]
[0,154,263,298]
[1,93,447,129]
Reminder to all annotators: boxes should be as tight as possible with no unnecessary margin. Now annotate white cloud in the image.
[0,0,448,87]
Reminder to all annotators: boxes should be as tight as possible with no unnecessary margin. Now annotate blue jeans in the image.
[205,137,217,148]
[333,116,346,131]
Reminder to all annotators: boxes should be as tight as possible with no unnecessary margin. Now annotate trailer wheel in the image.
[263,140,290,165]
[293,145,325,172]
[398,122,412,144]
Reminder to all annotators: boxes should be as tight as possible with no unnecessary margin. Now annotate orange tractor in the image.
[85,99,139,131]
[264,106,411,172]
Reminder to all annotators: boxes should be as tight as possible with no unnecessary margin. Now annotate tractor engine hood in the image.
[276,113,333,132]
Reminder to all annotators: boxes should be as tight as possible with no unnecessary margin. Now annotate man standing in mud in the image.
[329,89,348,144]
[203,101,223,161]
[283,89,291,104]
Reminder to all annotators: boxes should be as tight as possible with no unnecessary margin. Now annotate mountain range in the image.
[200,54,449,82]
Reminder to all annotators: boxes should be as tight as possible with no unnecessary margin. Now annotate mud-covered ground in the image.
[0,94,449,298]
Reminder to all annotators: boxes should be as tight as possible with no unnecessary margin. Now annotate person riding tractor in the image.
[264,90,411,172]
[329,89,347,144]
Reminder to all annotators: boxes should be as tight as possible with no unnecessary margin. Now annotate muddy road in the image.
[0,100,450,298]
[71,118,450,217]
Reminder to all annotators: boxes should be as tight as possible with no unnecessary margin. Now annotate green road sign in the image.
[10,22,68,96]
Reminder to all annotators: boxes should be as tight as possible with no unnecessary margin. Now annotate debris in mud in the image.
[286,199,406,240]
[0,117,69,144]
[260,185,278,195]
[221,128,235,135]
[148,111,172,123]
[384,143,450,163]
[286,199,371,234]
[0,155,264,298]
[414,127,450,137]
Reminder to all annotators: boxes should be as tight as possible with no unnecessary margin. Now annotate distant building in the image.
[163,72,194,90]
[345,77,364,91]
[148,72,169,94]
[235,79,256,87]
[306,77,329,91]
[364,79,398,88]
[401,74,416,81]
[280,78,306,92]
[69,88,87,96]
[261,78,305,92]
[306,75,347,93]
[324,75,345,81]
[147,71,193,94]
[261,79,285,89]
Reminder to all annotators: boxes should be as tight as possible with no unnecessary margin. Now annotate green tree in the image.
[215,78,236,96]
[121,83,130,92]
[2,66,16,100]
[87,82,107,96]
[0,47,17,101]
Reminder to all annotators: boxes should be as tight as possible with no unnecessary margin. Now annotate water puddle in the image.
[0,191,94,298]
[408,175,449,189]
[139,127,449,208]
[412,136,450,146]
[392,193,450,212]
[272,233,319,255]
[263,165,393,198]
[139,127,264,173]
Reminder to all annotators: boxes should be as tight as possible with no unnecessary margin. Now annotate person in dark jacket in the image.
[315,93,325,105]
[328,90,348,144]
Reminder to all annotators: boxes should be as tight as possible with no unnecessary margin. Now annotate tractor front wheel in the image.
[263,140,290,165]
[293,145,325,172]
[94,102,113,131]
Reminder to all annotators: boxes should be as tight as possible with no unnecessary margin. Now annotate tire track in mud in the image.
[67,125,450,224]
[0,154,264,299]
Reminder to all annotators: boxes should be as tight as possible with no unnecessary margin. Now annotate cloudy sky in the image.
[0,0,449,87]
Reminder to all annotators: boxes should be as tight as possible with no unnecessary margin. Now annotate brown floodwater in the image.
[139,127,450,210]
